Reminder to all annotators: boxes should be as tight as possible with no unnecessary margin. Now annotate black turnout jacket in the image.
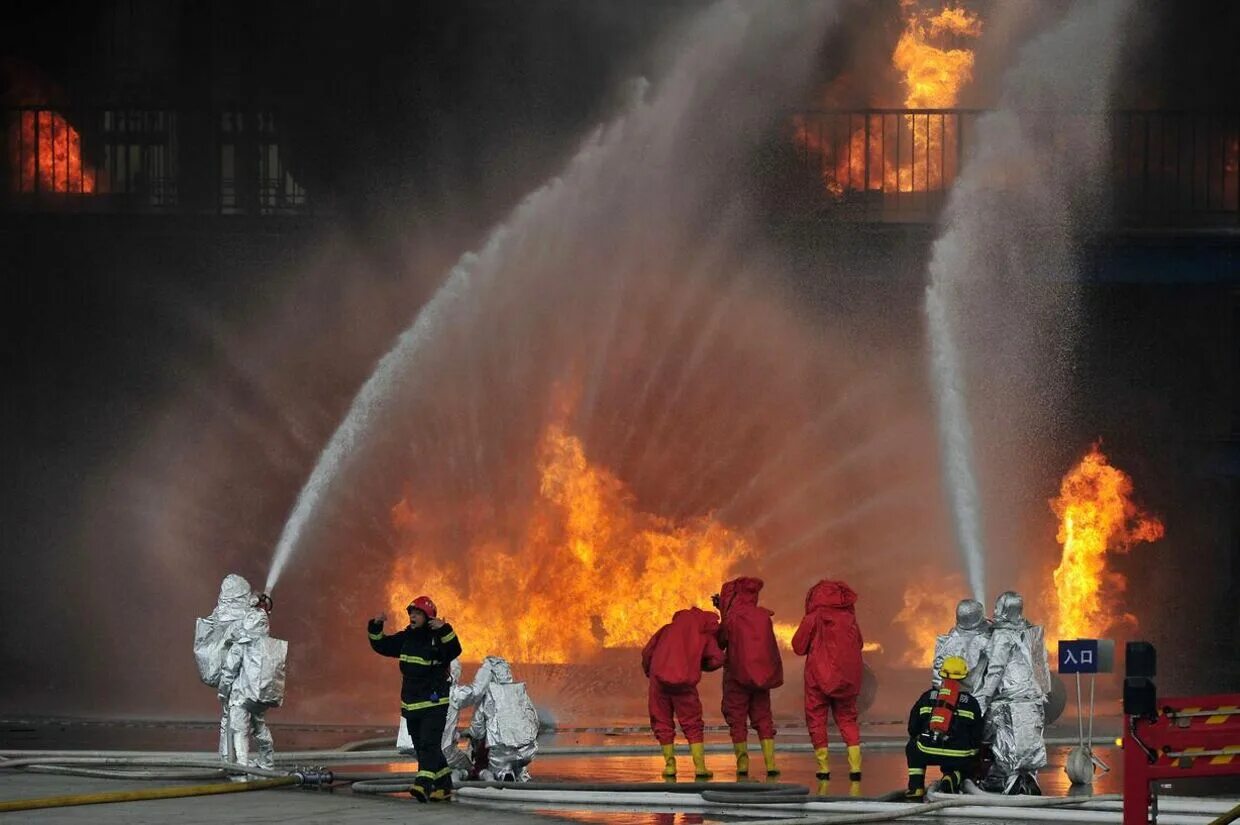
[367,619,462,713]
[907,686,984,758]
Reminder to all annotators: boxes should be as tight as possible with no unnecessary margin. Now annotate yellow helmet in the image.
[938,655,969,680]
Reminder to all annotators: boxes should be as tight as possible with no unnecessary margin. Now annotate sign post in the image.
[1057,639,1115,784]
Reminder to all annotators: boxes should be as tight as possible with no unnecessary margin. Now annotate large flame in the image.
[386,424,755,663]
[8,110,97,193]
[893,3,982,109]
[793,3,980,199]
[1047,443,1164,643]
[893,572,964,667]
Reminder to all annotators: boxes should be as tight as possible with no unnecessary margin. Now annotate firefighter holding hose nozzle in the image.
[904,655,984,800]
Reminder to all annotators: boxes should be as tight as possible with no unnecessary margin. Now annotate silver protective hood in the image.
[956,599,987,631]
[931,598,992,690]
[993,591,1027,629]
[985,699,1047,778]
[213,574,256,623]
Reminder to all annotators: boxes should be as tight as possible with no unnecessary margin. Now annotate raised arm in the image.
[367,616,405,657]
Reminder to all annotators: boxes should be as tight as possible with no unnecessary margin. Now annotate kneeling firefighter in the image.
[467,656,540,782]
[369,595,462,802]
[904,655,984,800]
[642,606,726,778]
[716,576,784,776]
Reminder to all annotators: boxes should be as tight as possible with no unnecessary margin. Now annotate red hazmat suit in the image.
[642,607,725,745]
[718,576,783,743]
[792,579,863,749]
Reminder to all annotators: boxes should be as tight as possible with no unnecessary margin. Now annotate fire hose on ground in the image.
[454,780,1232,825]
[2,748,1235,822]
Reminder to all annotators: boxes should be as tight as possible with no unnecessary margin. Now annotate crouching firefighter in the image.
[468,656,540,782]
[905,655,983,801]
[368,595,462,803]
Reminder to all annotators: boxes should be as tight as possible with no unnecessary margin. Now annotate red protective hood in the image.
[805,579,858,612]
[720,576,764,615]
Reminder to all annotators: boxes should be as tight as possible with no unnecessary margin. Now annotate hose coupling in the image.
[293,767,334,788]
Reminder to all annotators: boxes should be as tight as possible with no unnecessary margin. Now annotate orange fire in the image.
[386,423,755,663]
[1047,444,1164,643]
[893,3,982,109]
[894,573,965,667]
[793,3,980,200]
[891,2,980,192]
[8,110,97,193]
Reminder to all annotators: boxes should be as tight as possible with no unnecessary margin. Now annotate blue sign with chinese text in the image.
[1058,639,1115,674]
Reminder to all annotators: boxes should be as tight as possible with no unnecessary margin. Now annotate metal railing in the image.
[3,106,1235,228]
[1,106,320,215]
[790,109,978,223]
[791,109,1239,227]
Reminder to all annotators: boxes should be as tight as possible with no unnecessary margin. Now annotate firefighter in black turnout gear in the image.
[905,655,984,800]
[369,595,463,802]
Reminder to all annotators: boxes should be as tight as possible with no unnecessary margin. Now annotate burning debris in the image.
[1046,443,1164,644]
[8,110,97,193]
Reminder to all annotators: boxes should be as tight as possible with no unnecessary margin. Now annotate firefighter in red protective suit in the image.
[792,579,864,783]
[641,606,725,778]
[716,576,784,776]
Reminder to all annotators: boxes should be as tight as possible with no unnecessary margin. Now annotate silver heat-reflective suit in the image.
[218,609,288,772]
[976,591,1051,790]
[932,598,991,693]
[194,574,259,760]
[467,657,540,782]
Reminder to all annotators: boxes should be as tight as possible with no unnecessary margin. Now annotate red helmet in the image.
[407,595,437,619]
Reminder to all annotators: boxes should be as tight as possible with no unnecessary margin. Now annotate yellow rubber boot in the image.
[816,779,830,797]
[661,744,677,777]
[760,738,779,776]
[733,742,749,775]
[849,780,862,797]
[814,746,830,779]
[847,744,863,781]
[690,742,713,778]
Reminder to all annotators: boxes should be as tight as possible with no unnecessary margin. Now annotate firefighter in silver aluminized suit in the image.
[443,658,491,779]
[975,591,1051,794]
[932,598,991,693]
[194,574,260,760]
[217,609,287,774]
[467,656,540,782]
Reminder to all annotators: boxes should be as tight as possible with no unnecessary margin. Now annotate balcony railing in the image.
[2,106,1236,228]
[2,106,321,216]
[791,109,1239,228]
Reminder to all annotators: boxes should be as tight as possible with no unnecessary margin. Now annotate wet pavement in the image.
[3,717,1238,824]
